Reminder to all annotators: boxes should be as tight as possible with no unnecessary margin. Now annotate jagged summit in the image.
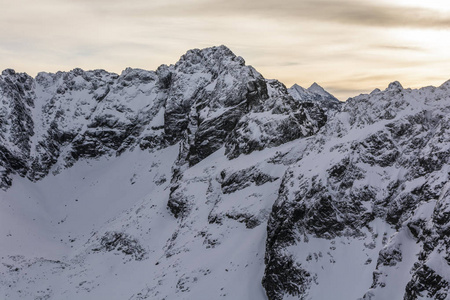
[386,80,403,92]
[1,68,18,76]
[288,82,341,115]
[3,45,241,85]
[291,83,307,91]
[289,82,338,101]
[307,82,329,95]
[176,45,244,68]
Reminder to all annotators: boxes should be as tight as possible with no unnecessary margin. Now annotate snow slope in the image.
[0,140,293,299]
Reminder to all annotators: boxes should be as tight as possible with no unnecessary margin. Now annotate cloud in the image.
[56,0,450,30]
[373,44,426,52]
[102,0,450,29]
[326,86,371,98]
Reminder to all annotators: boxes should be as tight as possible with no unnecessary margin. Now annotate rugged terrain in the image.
[0,45,449,299]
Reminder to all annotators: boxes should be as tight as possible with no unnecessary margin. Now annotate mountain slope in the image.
[264,81,450,300]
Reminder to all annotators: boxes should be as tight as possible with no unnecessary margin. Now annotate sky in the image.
[1,0,450,100]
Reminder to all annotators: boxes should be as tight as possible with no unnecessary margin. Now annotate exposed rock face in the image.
[0,69,35,188]
[92,231,147,261]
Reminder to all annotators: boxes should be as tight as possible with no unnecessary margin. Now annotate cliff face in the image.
[1,45,449,300]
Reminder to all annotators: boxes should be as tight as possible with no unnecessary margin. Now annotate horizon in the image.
[1,0,450,100]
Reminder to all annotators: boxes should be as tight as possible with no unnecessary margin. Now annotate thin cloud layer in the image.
[73,0,450,29]
[153,0,450,29]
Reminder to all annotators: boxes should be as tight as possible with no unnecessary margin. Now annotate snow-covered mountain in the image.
[288,83,341,116]
[0,45,449,300]
[264,81,450,300]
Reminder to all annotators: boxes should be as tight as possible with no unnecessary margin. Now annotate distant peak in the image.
[370,88,381,95]
[288,82,340,104]
[2,69,16,76]
[386,81,403,91]
[307,82,338,101]
[68,68,86,76]
[309,82,321,89]
[290,83,307,92]
[307,82,327,94]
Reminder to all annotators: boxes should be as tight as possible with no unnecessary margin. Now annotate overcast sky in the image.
[1,0,450,99]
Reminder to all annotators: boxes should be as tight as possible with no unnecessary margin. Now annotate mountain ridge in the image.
[0,45,332,190]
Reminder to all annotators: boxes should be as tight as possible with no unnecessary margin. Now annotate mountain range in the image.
[0,45,449,300]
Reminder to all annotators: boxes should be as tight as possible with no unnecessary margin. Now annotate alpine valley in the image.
[0,45,449,300]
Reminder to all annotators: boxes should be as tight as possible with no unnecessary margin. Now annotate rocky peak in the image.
[289,82,338,101]
[2,69,16,76]
[290,83,307,93]
[307,82,328,96]
[174,45,244,74]
[386,80,403,92]
[288,82,341,116]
